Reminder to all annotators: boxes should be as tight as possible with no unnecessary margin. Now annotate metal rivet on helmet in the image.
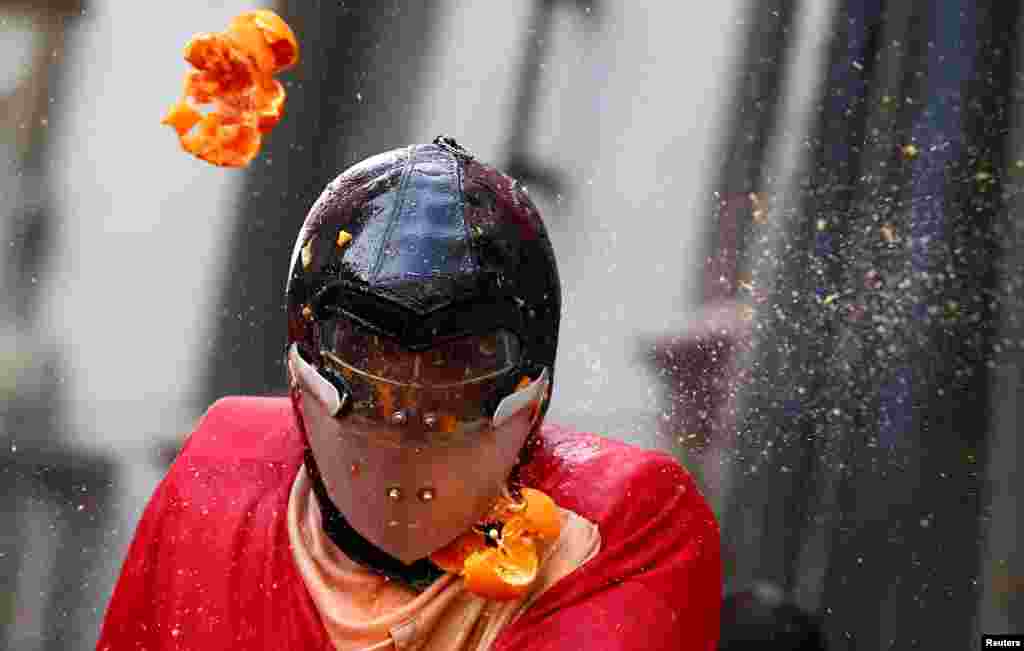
[417,487,435,502]
[390,410,408,426]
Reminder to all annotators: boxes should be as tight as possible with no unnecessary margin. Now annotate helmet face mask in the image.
[309,317,548,447]
[290,338,545,565]
[321,316,520,384]
[289,339,548,449]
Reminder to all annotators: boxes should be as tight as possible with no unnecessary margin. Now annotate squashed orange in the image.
[463,535,539,601]
[161,9,298,167]
[429,487,562,601]
[502,488,561,541]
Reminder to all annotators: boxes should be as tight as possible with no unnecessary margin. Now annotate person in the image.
[95,137,721,650]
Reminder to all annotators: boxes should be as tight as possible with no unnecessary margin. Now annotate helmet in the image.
[285,136,560,445]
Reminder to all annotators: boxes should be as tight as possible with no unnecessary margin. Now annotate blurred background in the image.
[1,0,1021,649]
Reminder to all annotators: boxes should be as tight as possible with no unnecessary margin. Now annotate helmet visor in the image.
[318,318,528,446]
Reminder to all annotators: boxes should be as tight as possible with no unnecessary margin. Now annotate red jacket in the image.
[97,396,721,650]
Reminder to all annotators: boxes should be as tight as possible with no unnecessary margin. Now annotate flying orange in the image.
[162,10,299,167]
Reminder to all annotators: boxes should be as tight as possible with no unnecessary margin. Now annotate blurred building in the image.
[0,2,119,649]
[0,2,261,648]
[694,0,1024,647]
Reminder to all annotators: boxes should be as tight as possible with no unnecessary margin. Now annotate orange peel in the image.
[429,487,562,601]
[463,535,539,601]
[161,9,299,167]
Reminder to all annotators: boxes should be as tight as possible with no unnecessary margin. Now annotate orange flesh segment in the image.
[429,487,562,601]
[256,79,286,133]
[463,536,539,601]
[506,488,562,542]
[248,9,299,71]
[163,9,298,167]
[227,15,277,76]
[161,101,202,136]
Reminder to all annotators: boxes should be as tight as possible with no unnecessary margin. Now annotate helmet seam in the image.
[369,144,418,283]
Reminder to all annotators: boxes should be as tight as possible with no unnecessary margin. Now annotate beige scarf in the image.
[287,465,601,651]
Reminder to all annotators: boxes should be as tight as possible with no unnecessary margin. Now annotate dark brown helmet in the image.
[285,136,561,431]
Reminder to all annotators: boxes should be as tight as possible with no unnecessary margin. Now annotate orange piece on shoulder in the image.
[430,487,562,601]
[504,488,562,542]
[463,535,539,602]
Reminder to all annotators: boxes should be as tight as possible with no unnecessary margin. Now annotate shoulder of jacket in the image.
[530,423,704,528]
[177,395,303,464]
